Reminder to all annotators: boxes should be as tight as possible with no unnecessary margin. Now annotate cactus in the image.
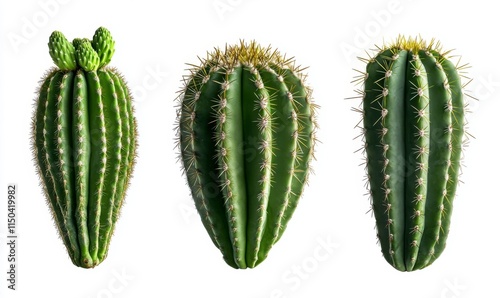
[32,27,137,268]
[354,36,470,271]
[176,41,317,268]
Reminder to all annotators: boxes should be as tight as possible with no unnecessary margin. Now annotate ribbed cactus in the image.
[32,27,137,268]
[355,37,470,271]
[176,41,317,268]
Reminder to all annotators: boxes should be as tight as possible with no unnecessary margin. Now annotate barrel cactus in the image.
[355,36,470,271]
[32,27,137,268]
[176,41,317,268]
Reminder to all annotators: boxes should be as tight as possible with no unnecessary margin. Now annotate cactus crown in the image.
[197,40,302,72]
[48,27,115,71]
[386,35,439,49]
[369,36,449,58]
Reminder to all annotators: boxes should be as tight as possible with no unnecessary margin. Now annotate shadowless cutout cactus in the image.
[352,36,473,271]
[176,41,317,268]
[32,27,137,268]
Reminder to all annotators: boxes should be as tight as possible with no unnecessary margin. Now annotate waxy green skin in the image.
[178,43,315,268]
[362,42,465,271]
[32,27,136,268]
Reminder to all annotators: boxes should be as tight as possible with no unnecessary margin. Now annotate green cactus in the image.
[32,27,137,268]
[355,36,470,271]
[176,41,317,268]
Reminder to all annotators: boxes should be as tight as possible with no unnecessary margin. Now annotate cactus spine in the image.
[356,37,470,271]
[32,27,137,268]
[177,41,317,268]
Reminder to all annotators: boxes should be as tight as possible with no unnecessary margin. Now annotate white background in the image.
[0,0,498,297]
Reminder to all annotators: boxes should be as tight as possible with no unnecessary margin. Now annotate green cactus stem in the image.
[92,27,115,68]
[48,31,76,71]
[32,27,137,268]
[176,41,317,269]
[75,38,100,72]
[355,36,471,271]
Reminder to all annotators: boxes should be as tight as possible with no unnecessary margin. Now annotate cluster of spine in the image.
[177,41,317,268]
[32,27,137,268]
[353,36,470,271]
